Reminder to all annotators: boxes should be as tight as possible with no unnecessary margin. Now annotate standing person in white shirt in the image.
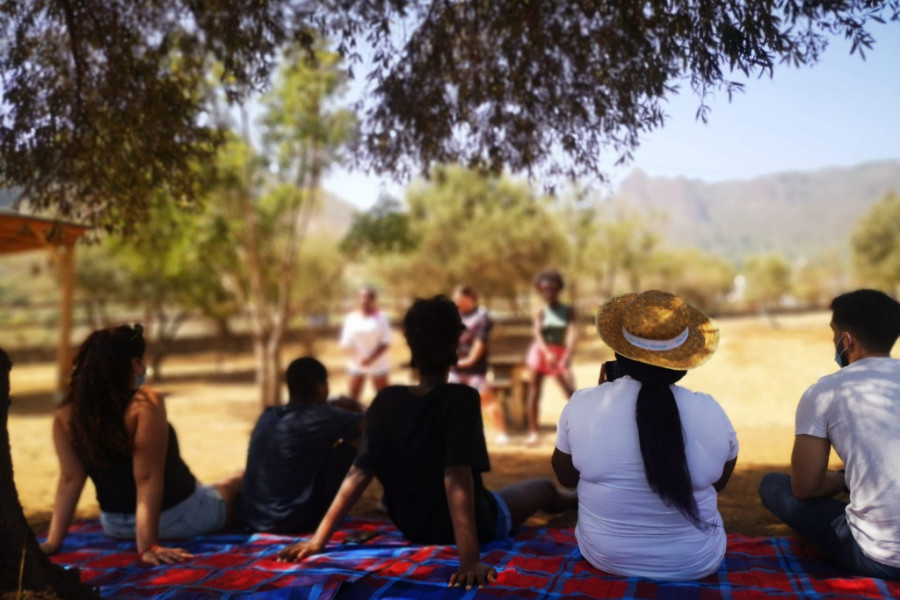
[340,287,392,402]
[552,291,738,580]
[759,289,900,580]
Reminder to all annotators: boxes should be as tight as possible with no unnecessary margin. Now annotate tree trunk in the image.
[254,336,283,408]
[213,317,238,351]
[0,349,99,599]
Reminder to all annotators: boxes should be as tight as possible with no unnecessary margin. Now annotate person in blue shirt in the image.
[239,357,364,533]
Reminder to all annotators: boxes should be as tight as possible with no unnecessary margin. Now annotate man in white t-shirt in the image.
[759,289,900,580]
[340,287,392,402]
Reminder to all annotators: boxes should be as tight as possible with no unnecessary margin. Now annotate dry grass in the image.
[10,310,869,538]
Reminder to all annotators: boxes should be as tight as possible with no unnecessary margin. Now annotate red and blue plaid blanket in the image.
[49,519,900,599]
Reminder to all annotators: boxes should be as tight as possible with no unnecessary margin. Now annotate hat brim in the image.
[595,293,719,370]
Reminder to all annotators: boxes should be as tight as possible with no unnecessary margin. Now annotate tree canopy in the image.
[852,191,900,294]
[351,165,567,302]
[1,0,898,223]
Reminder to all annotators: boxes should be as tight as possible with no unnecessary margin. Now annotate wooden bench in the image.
[490,354,529,430]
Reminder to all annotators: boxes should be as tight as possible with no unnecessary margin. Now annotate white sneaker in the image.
[524,431,540,446]
[493,433,511,445]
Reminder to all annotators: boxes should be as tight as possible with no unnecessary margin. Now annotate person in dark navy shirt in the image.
[239,357,364,533]
[278,296,576,588]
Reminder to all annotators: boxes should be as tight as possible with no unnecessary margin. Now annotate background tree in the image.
[212,45,355,407]
[590,202,662,297]
[645,248,736,314]
[358,165,567,307]
[744,253,793,323]
[793,252,847,309]
[852,191,900,296]
[555,190,604,309]
[340,195,417,258]
[3,1,897,221]
[75,197,238,379]
[291,235,348,354]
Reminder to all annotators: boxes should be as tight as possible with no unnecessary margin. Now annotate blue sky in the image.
[323,23,900,210]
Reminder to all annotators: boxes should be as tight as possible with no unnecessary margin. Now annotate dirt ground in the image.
[8,310,863,538]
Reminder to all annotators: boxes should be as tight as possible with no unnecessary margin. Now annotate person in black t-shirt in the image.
[239,357,364,533]
[278,296,576,588]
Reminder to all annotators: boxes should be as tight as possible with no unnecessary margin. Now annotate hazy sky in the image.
[324,23,900,210]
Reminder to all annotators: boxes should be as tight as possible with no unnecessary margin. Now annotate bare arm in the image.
[562,306,578,365]
[532,308,549,354]
[444,465,498,588]
[131,391,193,564]
[551,448,579,489]
[791,435,846,499]
[41,413,87,555]
[457,339,486,370]
[278,466,374,561]
[713,457,738,493]
[361,342,390,366]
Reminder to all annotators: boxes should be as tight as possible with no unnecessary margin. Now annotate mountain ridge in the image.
[615,160,900,261]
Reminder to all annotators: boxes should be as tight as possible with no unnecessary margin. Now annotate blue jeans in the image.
[492,491,513,540]
[101,484,227,540]
[758,472,900,580]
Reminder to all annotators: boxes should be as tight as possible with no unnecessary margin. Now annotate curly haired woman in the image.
[40,324,242,564]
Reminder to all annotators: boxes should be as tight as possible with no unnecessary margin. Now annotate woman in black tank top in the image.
[40,324,242,564]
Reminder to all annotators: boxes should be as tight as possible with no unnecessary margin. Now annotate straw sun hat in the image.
[595,291,719,370]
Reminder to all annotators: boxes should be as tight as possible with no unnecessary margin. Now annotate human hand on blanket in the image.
[140,544,193,565]
[277,540,324,562]
[448,561,498,589]
[40,541,60,555]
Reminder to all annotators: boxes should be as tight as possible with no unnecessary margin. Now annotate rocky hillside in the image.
[616,160,900,261]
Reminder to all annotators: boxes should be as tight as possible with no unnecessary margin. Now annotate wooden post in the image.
[56,245,76,395]
[26,222,79,397]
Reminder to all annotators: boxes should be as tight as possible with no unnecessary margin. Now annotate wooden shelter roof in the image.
[0,212,89,254]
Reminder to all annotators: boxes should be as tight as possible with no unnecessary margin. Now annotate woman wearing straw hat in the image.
[552,291,738,580]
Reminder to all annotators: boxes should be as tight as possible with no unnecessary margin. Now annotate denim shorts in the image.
[492,491,513,540]
[100,484,227,540]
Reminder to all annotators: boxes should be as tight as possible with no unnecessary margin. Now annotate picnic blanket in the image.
[48,519,900,599]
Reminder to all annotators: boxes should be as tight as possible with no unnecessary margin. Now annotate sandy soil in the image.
[8,310,863,537]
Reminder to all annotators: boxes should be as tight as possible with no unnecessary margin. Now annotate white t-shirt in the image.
[339,311,392,375]
[795,357,900,568]
[556,377,738,580]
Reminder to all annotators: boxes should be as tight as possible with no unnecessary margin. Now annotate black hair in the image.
[615,353,709,529]
[831,289,900,353]
[64,324,146,466]
[286,357,328,401]
[534,268,565,290]
[454,284,478,301]
[403,295,464,375]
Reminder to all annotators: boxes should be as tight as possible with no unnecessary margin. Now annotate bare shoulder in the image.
[53,403,73,431]
[126,388,167,423]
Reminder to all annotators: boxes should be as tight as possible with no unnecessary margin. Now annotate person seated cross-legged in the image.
[553,291,738,580]
[759,289,900,580]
